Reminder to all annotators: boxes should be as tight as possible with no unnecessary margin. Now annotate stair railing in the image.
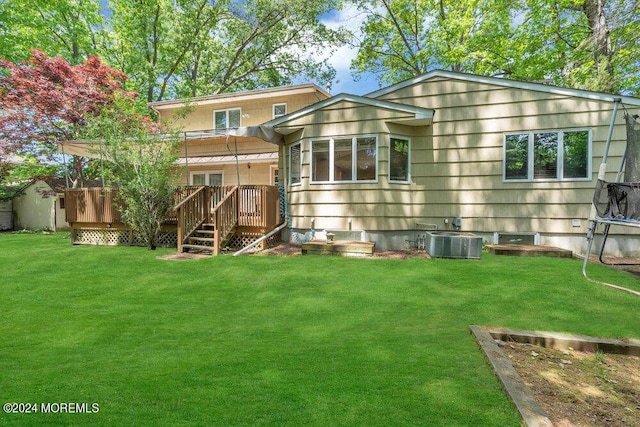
[173,186,210,253]
[211,185,239,254]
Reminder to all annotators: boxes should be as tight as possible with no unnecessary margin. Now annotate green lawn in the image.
[1,232,638,426]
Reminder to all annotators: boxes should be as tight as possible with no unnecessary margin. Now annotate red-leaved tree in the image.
[0,50,137,186]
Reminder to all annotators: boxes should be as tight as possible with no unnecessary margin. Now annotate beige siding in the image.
[279,77,640,241]
[181,162,276,186]
[159,91,328,131]
[13,181,62,230]
[157,86,327,187]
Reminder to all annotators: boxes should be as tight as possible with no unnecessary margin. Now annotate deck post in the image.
[176,205,184,253]
[205,186,212,224]
[213,229,220,255]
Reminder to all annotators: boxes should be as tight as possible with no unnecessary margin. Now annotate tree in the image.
[0,0,104,64]
[347,0,640,95]
[81,97,182,250]
[348,0,516,85]
[511,0,640,94]
[106,0,345,101]
[0,50,135,186]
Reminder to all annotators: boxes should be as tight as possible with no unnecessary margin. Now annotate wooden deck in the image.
[301,240,375,257]
[65,185,282,254]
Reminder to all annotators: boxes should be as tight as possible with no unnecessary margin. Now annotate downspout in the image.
[233,222,288,256]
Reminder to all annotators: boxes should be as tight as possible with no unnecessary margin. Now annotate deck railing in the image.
[174,186,210,253]
[238,185,281,228]
[65,188,124,223]
[66,185,282,253]
[211,186,239,254]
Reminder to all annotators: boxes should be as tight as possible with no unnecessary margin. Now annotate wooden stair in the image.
[182,223,216,254]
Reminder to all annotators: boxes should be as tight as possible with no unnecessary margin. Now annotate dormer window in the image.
[214,108,241,129]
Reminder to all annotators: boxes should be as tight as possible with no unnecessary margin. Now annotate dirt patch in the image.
[502,341,640,426]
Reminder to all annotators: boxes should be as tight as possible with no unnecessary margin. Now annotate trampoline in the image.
[583,98,640,296]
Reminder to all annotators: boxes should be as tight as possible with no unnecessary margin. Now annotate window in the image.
[390,137,410,182]
[311,136,377,183]
[504,129,590,181]
[214,108,241,129]
[191,171,223,186]
[273,103,287,118]
[270,166,279,185]
[59,197,65,210]
[289,143,301,185]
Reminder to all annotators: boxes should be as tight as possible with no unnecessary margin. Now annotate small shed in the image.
[12,177,73,231]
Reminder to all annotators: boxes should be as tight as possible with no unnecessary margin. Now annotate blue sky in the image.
[316,7,380,95]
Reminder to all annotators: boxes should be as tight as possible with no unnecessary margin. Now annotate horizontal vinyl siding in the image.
[282,77,640,241]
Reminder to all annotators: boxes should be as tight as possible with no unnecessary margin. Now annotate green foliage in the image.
[1,233,639,424]
[0,0,104,64]
[347,0,640,95]
[81,97,183,249]
[0,0,346,102]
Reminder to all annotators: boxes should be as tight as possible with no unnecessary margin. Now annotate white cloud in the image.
[319,5,380,94]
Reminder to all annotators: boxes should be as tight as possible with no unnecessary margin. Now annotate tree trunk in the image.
[582,0,615,92]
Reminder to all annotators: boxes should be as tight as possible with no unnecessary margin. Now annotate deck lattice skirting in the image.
[66,186,283,253]
[71,226,179,248]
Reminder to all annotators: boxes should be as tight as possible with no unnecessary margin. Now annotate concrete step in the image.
[182,244,214,254]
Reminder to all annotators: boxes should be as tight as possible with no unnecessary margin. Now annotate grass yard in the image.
[1,232,638,426]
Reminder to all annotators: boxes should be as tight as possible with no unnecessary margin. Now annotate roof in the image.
[265,93,435,130]
[148,83,331,111]
[21,177,104,193]
[366,70,640,106]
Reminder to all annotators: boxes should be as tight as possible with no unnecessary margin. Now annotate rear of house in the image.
[149,84,330,187]
[268,71,640,255]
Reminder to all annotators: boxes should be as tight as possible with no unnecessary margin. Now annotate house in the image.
[148,83,331,187]
[58,84,330,253]
[12,177,74,231]
[59,71,640,256]
[264,70,640,256]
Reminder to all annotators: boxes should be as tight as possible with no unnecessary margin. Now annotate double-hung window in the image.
[389,137,410,182]
[214,108,241,130]
[289,143,301,185]
[311,136,377,183]
[504,129,591,181]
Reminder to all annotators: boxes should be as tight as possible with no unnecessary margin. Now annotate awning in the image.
[57,125,284,159]
[176,152,278,166]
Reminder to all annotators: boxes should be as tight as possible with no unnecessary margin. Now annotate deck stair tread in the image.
[188,236,215,243]
[195,230,215,235]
